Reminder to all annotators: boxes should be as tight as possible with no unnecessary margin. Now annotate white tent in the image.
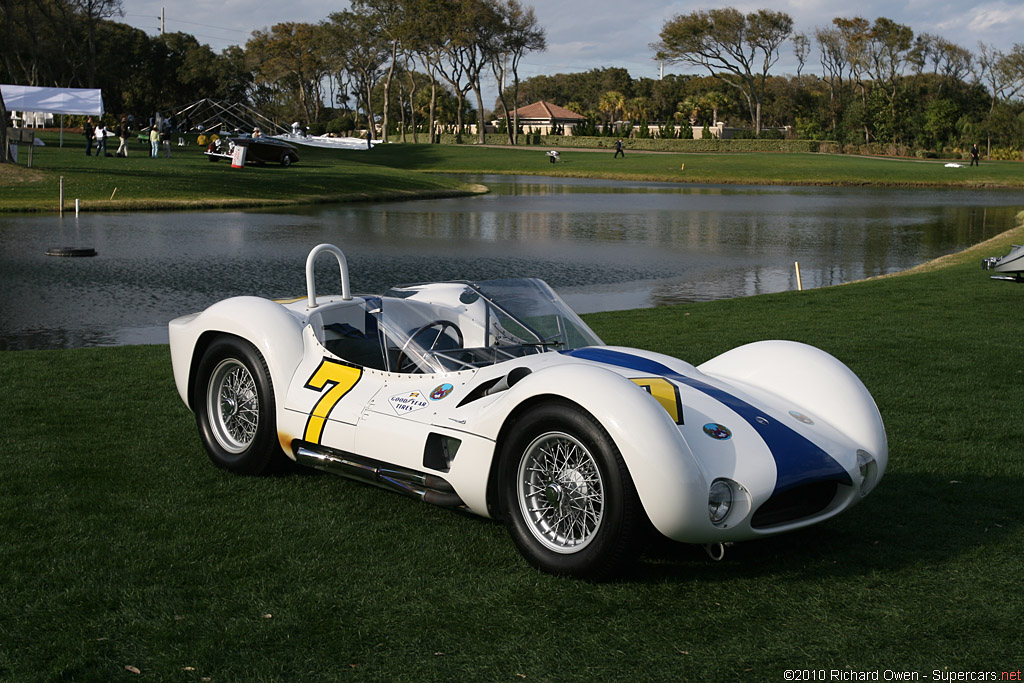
[2,84,104,147]
[2,85,104,116]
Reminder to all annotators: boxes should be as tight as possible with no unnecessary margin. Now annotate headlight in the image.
[708,479,733,524]
[856,449,878,496]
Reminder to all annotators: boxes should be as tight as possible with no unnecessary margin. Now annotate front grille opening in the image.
[751,481,839,528]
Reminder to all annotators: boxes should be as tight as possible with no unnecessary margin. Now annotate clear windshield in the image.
[372,278,603,374]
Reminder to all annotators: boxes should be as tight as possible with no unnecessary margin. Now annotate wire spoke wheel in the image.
[500,401,644,579]
[207,358,260,453]
[193,336,285,475]
[518,431,605,553]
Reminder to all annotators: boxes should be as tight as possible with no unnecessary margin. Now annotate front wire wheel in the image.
[517,431,604,553]
[500,402,645,580]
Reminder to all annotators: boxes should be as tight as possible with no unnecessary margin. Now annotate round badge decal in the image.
[789,410,814,425]
[430,383,454,401]
[702,423,732,440]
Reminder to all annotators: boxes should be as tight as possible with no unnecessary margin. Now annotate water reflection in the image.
[0,175,1020,350]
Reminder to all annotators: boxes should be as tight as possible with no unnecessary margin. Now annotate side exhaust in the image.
[295,445,466,509]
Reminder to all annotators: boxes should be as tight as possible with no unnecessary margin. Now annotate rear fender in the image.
[169,296,306,411]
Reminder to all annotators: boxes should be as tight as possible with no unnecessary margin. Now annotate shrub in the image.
[433,134,834,153]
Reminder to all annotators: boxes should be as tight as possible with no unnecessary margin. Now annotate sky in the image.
[121,0,1024,106]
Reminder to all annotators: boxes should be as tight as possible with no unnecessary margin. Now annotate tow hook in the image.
[703,542,731,562]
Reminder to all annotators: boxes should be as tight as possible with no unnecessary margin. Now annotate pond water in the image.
[1,174,1020,351]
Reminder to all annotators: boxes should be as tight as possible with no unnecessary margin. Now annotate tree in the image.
[702,90,729,125]
[826,17,872,141]
[401,0,450,142]
[653,7,793,133]
[793,32,809,80]
[70,0,124,87]
[352,0,406,143]
[439,0,503,143]
[598,90,625,125]
[976,42,1024,154]
[246,23,329,126]
[323,11,389,138]
[489,0,546,145]
[677,96,702,125]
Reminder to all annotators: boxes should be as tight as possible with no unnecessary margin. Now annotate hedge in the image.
[438,133,836,153]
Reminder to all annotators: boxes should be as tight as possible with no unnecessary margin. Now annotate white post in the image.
[795,261,803,291]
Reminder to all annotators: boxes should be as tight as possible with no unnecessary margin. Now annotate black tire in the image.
[498,401,645,580]
[192,336,286,475]
[281,154,293,167]
[46,247,97,257]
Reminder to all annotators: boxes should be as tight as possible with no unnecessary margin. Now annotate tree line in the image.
[2,1,1024,156]
[1,0,545,145]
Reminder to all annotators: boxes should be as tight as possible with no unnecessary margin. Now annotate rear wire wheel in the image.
[193,336,285,475]
[499,402,645,580]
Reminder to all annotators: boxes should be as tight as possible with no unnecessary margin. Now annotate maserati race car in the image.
[169,244,888,579]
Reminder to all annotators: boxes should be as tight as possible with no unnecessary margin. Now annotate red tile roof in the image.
[512,101,586,121]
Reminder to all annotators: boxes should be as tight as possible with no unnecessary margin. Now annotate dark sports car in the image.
[205,135,300,167]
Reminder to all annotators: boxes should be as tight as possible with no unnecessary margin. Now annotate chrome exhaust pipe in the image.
[295,445,466,508]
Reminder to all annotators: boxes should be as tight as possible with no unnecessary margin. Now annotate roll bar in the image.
[305,243,352,308]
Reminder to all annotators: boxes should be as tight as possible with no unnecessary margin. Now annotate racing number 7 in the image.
[630,377,684,425]
[302,358,362,444]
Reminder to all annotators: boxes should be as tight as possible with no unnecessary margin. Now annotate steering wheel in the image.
[394,320,464,374]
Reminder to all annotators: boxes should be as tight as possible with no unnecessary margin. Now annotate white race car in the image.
[169,244,887,579]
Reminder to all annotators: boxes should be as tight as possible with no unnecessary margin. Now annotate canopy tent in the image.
[2,85,104,116]
[2,84,104,147]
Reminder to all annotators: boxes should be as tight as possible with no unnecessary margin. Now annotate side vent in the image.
[457,366,533,407]
[424,433,461,473]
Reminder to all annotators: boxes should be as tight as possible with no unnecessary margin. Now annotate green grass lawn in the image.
[2,220,1022,681]
[0,133,480,213]
[360,143,1024,188]
[3,135,1024,214]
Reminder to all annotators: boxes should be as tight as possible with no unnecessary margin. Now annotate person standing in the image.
[162,121,172,158]
[83,117,94,156]
[94,122,107,157]
[116,116,130,157]
[614,138,624,158]
[150,126,160,158]
[970,143,980,167]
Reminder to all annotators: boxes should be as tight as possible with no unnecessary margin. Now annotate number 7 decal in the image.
[302,358,362,444]
[630,377,684,424]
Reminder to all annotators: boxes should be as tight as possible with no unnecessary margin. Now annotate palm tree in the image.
[678,96,702,126]
[598,90,625,127]
[701,91,729,126]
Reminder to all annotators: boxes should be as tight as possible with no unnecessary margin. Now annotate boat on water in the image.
[982,244,1024,281]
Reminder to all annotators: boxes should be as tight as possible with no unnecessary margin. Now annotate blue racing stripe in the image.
[566,347,852,494]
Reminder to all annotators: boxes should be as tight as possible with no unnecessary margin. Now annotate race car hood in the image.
[563,346,854,496]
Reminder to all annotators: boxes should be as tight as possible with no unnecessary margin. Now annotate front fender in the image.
[169,296,306,412]
[698,340,888,478]
[469,362,711,541]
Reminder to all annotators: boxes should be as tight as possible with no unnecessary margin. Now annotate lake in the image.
[1,175,1020,350]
